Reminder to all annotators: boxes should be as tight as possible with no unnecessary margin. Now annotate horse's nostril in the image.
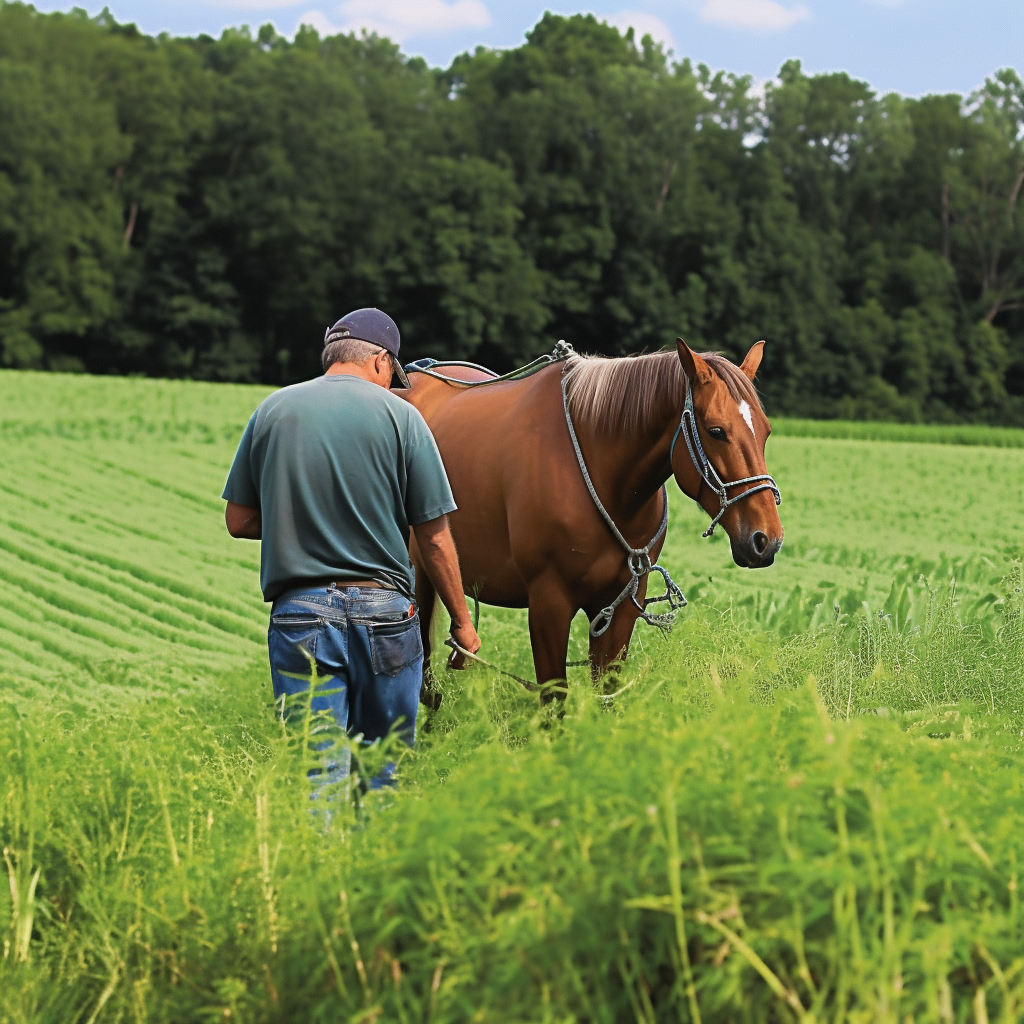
[751,531,769,556]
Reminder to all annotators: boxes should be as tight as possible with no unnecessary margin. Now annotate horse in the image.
[400,339,784,691]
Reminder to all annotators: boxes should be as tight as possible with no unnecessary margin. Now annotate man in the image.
[222,307,480,791]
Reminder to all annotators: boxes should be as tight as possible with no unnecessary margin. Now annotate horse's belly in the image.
[445,483,530,608]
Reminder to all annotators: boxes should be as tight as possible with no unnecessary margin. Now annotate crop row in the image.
[775,415,1024,447]
[0,430,267,698]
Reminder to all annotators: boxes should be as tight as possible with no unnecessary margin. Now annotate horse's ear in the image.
[676,339,713,387]
[739,341,764,381]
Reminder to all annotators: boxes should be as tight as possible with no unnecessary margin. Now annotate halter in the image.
[669,384,782,538]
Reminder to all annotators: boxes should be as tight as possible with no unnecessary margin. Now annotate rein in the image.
[669,386,782,538]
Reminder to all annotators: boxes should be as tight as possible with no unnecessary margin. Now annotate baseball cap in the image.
[324,308,410,388]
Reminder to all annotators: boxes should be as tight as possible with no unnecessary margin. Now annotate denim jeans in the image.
[268,584,423,798]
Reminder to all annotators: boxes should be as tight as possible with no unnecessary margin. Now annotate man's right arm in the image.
[225,501,261,539]
[411,515,481,665]
[223,413,261,539]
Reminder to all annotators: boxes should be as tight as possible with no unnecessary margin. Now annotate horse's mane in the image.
[564,349,763,436]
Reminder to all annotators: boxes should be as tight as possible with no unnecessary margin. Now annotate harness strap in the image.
[561,376,686,638]
[406,341,576,387]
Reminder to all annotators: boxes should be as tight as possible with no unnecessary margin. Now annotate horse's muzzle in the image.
[731,530,783,568]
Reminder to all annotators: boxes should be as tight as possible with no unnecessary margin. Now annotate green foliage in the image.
[3,640,1024,1022]
[1,7,1024,418]
[4,373,1024,1019]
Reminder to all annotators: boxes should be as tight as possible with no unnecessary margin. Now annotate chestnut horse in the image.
[402,339,784,688]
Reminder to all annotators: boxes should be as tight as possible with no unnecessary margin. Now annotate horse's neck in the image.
[581,405,677,527]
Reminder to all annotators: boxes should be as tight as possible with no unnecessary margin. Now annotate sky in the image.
[26,0,1024,97]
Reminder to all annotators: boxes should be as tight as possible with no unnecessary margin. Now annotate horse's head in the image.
[671,339,784,568]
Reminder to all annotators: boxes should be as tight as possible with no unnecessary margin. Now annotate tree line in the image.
[1,3,1023,421]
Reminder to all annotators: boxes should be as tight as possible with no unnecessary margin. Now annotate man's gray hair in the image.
[322,336,383,373]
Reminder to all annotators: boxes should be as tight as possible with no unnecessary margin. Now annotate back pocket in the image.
[367,616,422,677]
[268,615,322,678]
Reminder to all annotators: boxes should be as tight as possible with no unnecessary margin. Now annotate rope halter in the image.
[669,385,782,538]
[561,374,687,638]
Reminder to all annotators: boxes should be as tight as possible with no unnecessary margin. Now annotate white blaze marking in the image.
[738,400,755,437]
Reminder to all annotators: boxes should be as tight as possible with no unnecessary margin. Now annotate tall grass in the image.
[3,575,1024,1023]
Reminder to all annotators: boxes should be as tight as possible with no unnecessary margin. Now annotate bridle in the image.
[669,384,782,538]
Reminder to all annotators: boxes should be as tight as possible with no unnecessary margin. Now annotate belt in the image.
[311,578,384,590]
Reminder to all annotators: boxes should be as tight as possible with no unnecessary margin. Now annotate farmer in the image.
[222,307,480,792]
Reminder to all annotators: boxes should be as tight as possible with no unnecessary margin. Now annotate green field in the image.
[2,370,1023,1023]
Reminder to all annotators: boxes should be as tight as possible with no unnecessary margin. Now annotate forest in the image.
[1,2,1023,422]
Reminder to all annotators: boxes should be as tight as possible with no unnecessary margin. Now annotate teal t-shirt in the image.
[222,375,456,601]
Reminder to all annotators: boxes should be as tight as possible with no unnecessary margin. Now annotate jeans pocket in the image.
[367,615,422,677]
[268,615,322,680]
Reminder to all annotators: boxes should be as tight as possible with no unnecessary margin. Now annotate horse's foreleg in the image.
[413,559,441,709]
[586,575,647,679]
[527,577,575,701]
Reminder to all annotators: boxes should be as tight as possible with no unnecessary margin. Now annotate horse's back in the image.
[429,365,495,383]
[400,365,496,421]
[399,364,553,432]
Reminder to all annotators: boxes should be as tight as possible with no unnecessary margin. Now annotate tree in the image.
[948,70,1024,326]
[0,5,1022,422]
[0,6,127,369]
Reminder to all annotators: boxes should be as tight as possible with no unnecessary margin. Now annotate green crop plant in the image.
[2,370,1024,1022]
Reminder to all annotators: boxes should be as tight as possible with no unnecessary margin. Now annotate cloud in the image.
[318,0,491,41]
[202,0,304,8]
[297,8,344,34]
[699,0,812,31]
[604,10,677,52]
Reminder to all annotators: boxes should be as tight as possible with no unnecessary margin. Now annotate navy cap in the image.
[324,308,410,388]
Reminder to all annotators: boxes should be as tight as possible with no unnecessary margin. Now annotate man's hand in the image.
[448,621,482,670]
[411,515,481,668]
[225,501,262,539]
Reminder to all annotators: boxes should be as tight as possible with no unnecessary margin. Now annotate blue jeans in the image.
[268,584,423,795]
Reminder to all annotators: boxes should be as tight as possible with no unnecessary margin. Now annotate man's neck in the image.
[325,361,385,386]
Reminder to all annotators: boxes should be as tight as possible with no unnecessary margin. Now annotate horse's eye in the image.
[707,426,727,441]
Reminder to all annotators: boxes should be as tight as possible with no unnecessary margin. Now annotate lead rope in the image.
[561,376,687,638]
[443,637,640,702]
[442,637,568,695]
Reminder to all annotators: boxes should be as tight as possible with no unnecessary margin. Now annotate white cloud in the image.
[604,10,677,52]
[328,0,491,41]
[297,8,344,34]
[203,0,304,8]
[700,0,812,32]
